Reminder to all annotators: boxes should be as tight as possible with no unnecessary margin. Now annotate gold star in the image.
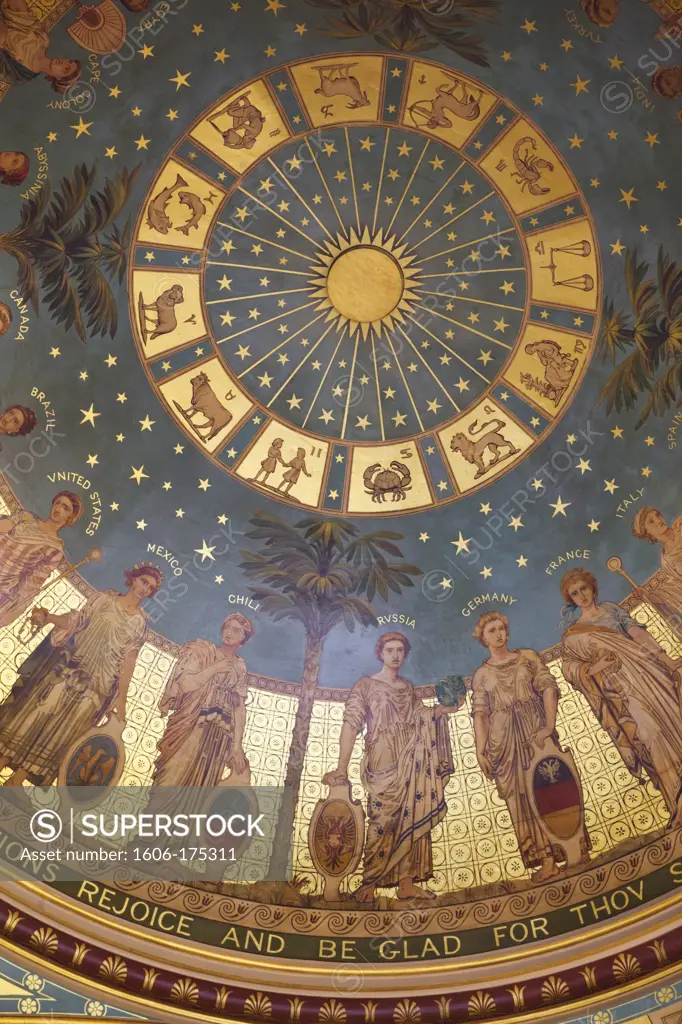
[80,403,100,427]
[397,142,411,156]
[192,23,204,34]
[607,130,618,140]
[501,51,512,61]
[590,177,600,188]
[571,75,590,94]
[480,503,492,515]
[265,0,284,11]
[166,109,179,122]
[550,496,571,517]
[576,458,591,474]
[71,117,93,138]
[391,67,402,78]
[131,105,142,116]
[619,187,638,209]
[539,62,549,71]
[139,415,155,431]
[568,134,583,148]
[49,347,60,358]
[108,85,120,98]
[169,70,191,90]
[295,22,307,34]
[508,516,524,532]
[587,520,600,532]
[105,146,117,159]
[430,156,445,170]
[560,39,573,51]
[480,566,493,579]
[138,43,154,58]
[287,394,302,410]
[198,479,211,492]
[610,239,625,255]
[195,540,216,562]
[645,436,655,446]
[641,466,652,478]
[532,94,543,105]
[356,415,371,431]
[451,531,472,554]
[640,224,649,234]
[517,555,528,567]
[604,479,618,494]
[135,135,150,150]
[47,131,58,142]
[264,45,276,56]
[611,426,624,438]
[644,131,659,147]
[656,180,667,191]
[608,55,623,69]
[521,19,537,33]
[214,49,230,62]
[130,465,149,485]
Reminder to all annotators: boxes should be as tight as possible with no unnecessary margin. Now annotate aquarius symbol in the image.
[542,240,594,292]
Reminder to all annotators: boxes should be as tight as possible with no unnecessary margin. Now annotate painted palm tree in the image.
[597,247,682,428]
[303,0,500,64]
[1,161,139,342]
[240,511,422,875]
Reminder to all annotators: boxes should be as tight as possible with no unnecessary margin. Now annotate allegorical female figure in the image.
[559,568,682,824]
[0,150,28,186]
[0,563,162,786]
[153,612,254,787]
[0,490,83,629]
[471,612,590,882]
[322,632,463,902]
[0,0,81,92]
[632,507,682,633]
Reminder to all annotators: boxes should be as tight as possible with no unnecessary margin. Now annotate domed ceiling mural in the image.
[1,0,682,1019]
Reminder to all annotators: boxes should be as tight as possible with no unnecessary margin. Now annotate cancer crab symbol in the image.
[363,461,412,502]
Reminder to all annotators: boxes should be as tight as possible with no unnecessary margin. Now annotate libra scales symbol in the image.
[535,239,594,292]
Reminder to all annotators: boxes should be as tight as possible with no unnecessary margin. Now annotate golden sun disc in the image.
[309,226,422,338]
[326,245,404,323]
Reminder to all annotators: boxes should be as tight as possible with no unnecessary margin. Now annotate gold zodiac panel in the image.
[402,61,496,148]
[290,56,383,127]
[158,357,253,453]
[502,323,590,416]
[132,269,205,359]
[479,119,578,215]
[347,441,432,512]
[137,159,227,251]
[189,79,291,175]
[438,398,533,492]
[236,422,329,507]
[527,218,599,312]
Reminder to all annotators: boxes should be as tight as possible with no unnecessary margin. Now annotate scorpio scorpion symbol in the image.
[511,137,554,196]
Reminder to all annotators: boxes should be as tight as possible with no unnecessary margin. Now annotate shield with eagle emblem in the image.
[531,753,583,840]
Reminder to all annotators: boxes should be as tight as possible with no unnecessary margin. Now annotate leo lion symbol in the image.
[450,418,521,479]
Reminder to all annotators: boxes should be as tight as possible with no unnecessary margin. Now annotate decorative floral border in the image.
[0,896,680,1022]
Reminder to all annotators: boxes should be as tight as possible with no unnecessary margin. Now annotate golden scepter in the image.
[17,548,102,642]
[606,555,639,589]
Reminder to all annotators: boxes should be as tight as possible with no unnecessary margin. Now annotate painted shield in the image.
[532,755,582,840]
[64,734,121,800]
[311,799,360,877]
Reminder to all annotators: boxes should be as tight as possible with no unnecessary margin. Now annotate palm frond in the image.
[75,260,118,338]
[597,346,655,416]
[43,163,96,235]
[658,246,682,322]
[597,298,632,361]
[634,360,682,427]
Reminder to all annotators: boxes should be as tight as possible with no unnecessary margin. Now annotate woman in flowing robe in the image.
[0,490,83,629]
[632,507,682,635]
[0,564,162,786]
[559,568,682,824]
[471,611,591,882]
[0,0,80,91]
[153,612,253,788]
[322,632,463,903]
